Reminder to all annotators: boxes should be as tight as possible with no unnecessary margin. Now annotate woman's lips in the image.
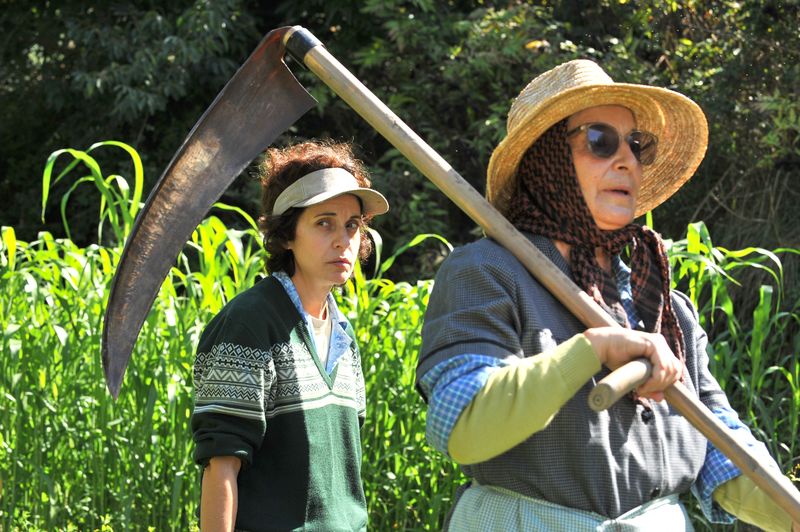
[330,258,352,268]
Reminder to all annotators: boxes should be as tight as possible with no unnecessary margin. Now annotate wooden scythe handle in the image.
[284,26,800,523]
[587,358,652,412]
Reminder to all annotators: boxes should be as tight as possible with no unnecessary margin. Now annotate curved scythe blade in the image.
[102,27,315,398]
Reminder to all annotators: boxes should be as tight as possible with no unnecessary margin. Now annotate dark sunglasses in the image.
[566,123,658,166]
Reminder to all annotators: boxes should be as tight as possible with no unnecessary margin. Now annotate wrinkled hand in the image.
[583,327,683,402]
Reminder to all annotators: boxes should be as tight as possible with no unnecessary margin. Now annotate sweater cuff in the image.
[552,334,602,390]
[714,474,793,532]
[194,432,254,469]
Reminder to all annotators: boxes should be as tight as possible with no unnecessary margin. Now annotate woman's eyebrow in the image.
[313,212,362,219]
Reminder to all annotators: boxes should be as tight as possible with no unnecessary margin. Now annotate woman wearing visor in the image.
[191,140,388,531]
[417,60,798,531]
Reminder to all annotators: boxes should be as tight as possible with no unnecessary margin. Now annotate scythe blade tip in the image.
[101,339,125,400]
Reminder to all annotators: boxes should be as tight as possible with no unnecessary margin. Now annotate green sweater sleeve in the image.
[448,334,601,464]
[713,474,794,532]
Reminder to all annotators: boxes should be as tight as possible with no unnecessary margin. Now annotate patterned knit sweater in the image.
[191,275,367,531]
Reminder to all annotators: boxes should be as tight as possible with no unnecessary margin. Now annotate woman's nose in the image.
[333,228,348,248]
[616,139,639,168]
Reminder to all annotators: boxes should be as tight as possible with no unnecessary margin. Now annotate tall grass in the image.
[668,222,800,474]
[0,143,797,530]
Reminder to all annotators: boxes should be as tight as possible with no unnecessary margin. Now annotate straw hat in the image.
[486,59,708,217]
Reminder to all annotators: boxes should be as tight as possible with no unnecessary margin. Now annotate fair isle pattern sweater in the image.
[192,275,367,532]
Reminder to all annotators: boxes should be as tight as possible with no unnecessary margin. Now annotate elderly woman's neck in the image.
[554,240,613,273]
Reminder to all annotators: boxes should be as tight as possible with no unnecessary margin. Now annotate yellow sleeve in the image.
[448,334,601,464]
[713,474,794,532]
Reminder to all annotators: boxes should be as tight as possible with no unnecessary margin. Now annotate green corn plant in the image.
[41,141,144,244]
[669,221,799,474]
[341,233,461,530]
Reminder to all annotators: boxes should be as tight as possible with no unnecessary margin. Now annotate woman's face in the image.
[566,105,643,230]
[287,193,362,291]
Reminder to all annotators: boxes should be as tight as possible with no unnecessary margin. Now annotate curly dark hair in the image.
[258,140,375,276]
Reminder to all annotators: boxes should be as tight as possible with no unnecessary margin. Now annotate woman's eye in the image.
[346,219,363,231]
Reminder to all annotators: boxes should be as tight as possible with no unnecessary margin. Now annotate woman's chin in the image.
[330,271,352,286]
[594,210,636,230]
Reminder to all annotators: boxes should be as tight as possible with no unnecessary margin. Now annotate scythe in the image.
[101,27,316,399]
[101,26,800,521]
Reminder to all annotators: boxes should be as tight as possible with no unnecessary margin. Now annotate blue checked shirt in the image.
[418,257,767,523]
[613,255,645,330]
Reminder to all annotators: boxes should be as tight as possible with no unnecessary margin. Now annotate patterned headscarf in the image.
[506,120,685,367]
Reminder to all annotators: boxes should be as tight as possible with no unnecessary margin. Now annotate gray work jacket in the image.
[417,234,730,518]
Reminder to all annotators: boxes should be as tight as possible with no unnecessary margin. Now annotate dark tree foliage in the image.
[2,1,798,281]
[0,0,261,242]
[271,0,800,282]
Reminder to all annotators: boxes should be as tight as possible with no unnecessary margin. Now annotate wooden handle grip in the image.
[588,358,652,412]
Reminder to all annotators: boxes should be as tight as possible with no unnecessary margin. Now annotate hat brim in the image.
[294,187,389,217]
[487,83,708,217]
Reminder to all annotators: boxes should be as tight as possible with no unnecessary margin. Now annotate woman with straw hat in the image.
[416,60,797,531]
[191,140,388,531]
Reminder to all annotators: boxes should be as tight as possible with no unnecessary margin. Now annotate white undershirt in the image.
[309,305,333,370]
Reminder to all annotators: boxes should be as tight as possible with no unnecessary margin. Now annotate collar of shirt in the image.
[272,271,353,373]
[611,255,645,330]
